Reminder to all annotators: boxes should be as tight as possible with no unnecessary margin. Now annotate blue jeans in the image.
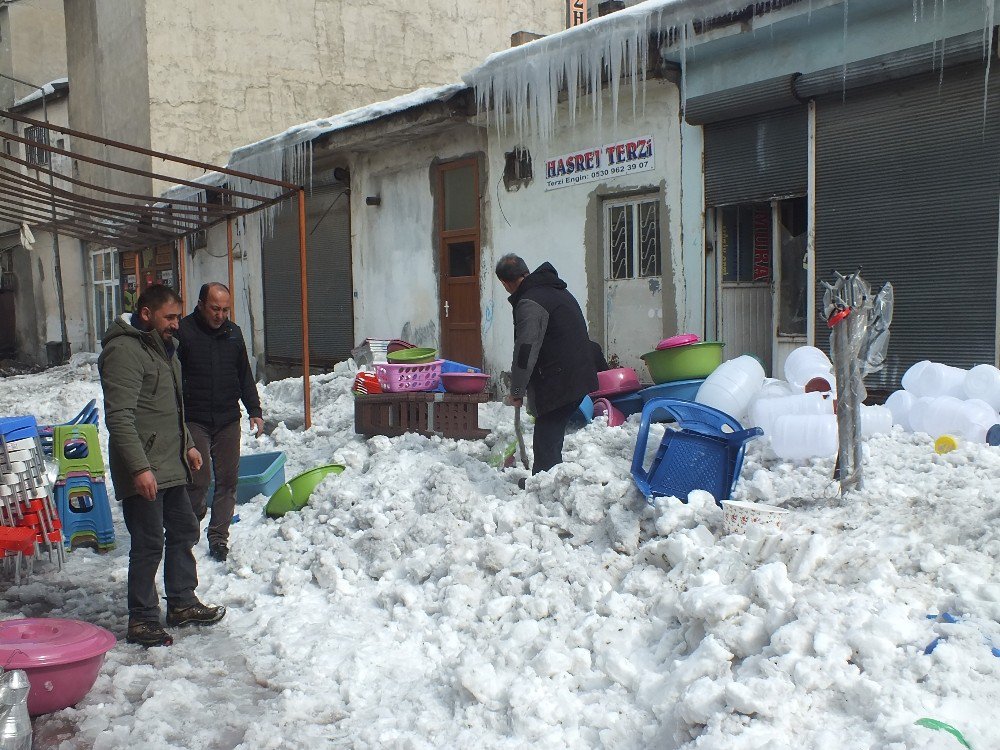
[121,485,200,622]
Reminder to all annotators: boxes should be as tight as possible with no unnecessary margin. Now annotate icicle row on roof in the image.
[464,0,787,142]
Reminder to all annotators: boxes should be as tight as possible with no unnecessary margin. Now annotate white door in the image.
[715,203,773,374]
[604,195,664,376]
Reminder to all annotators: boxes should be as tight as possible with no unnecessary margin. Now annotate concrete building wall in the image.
[0,0,66,106]
[63,0,152,195]
[141,0,565,172]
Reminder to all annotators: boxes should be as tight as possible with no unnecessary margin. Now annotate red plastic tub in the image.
[440,373,490,394]
[0,618,116,715]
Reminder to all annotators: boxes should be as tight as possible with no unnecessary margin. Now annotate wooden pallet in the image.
[354,392,490,440]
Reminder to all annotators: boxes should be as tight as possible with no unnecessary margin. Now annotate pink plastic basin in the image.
[440,372,490,394]
[656,333,700,350]
[0,618,116,716]
[590,367,641,398]
[593,397,626,427]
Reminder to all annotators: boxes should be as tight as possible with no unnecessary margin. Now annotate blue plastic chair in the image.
[631,398,763,507]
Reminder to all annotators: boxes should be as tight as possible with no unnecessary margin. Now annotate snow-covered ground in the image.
[2,355,999,749]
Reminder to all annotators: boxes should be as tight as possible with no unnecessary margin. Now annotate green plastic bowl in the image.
[264,464,345,518]
[640,342,724,384]
[387,347,437,364]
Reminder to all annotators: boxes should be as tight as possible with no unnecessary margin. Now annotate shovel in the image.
[513,404,529,469]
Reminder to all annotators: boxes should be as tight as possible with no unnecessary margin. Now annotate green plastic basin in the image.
[387,347,437,364]
[640,342,724,384]
[264,464,345,518]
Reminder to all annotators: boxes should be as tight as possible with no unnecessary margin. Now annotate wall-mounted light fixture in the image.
[365,195,381,206]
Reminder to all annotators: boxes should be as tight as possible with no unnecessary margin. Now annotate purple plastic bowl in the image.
[0,618,116,716]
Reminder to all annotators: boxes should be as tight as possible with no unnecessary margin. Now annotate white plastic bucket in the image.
[695,355,765,420]
[770,413,839,460]
[884,390,916,431]
[750,391,833,436]
[860,404,893,436]
[783,346,835,390]
[963,364,1000,410]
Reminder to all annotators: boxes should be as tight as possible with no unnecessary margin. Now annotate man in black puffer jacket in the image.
[175,282,263,563]
[496,254,599,475]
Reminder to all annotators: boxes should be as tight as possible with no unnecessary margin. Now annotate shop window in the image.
[24,126,49,166]
[605,196,662,280]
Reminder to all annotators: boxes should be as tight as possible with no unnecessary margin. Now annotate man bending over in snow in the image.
[496,254,598,478]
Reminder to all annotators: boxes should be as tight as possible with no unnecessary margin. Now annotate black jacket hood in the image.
[511,262,567,303]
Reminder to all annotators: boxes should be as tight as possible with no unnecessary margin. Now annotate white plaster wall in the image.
[482,79,684,379]
[349,127,487,354]
[143,0,565,173]
[32,231,88,358]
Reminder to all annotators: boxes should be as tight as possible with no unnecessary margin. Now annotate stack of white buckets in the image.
[885,361,1000,443]
[694,347,893,460]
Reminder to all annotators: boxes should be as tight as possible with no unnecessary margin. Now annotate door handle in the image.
[444,300,450,318]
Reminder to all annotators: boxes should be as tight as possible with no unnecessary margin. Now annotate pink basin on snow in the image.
[0,618,116,715]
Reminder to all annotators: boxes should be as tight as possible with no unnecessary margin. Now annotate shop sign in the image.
[568,0,587,27]
[544,136,654,191]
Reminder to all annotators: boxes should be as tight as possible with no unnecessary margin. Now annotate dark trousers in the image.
[187,420,241,546]
[121,485,200,622]
[532,401,580,475]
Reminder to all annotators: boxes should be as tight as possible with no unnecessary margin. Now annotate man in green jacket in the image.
[99,284,225,647]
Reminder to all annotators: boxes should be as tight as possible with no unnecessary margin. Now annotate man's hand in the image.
[187,447,203,472]
[250,417,264,437]
[134,469,158,501]
[505,395,523,408]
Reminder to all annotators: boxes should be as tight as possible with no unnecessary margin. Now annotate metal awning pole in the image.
[226,217,234,296]
[297,189,311,428]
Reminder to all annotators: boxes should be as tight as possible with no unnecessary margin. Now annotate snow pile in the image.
[1,361,999,748]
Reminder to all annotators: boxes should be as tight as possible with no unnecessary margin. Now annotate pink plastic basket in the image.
[374,360,443,392]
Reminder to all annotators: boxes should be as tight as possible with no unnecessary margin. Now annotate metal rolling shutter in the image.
[814,62,1000,390]
[262,182,354,367]
[704,106,808,207]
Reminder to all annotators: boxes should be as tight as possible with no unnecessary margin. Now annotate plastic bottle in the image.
[900,360,932,394]
[956,398,999,443]
[769,413,839,460]
[783,346,836,391]
[962,364,1000,410]
[695,355,766,420]
[860,404,893,436]
[911,363,968,399]
[749,391,834,436]
[906,396,937,434]
[884,389,916,431]
[913,395,965,436]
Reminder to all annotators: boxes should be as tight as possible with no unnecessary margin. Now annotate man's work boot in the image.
[126,620,174,648]
[208,541,228,563]
[166,601,226,628]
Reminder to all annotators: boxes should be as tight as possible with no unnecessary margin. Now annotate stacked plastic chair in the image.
[1,416,65,583]
[38,399,100,457]
[52,424,115,552]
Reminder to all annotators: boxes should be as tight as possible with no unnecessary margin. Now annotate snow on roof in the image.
[228,82,467,172]
[11,77,69,109]
[464,0,760,141]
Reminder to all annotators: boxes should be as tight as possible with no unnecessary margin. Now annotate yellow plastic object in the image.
[934,435,959,455]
